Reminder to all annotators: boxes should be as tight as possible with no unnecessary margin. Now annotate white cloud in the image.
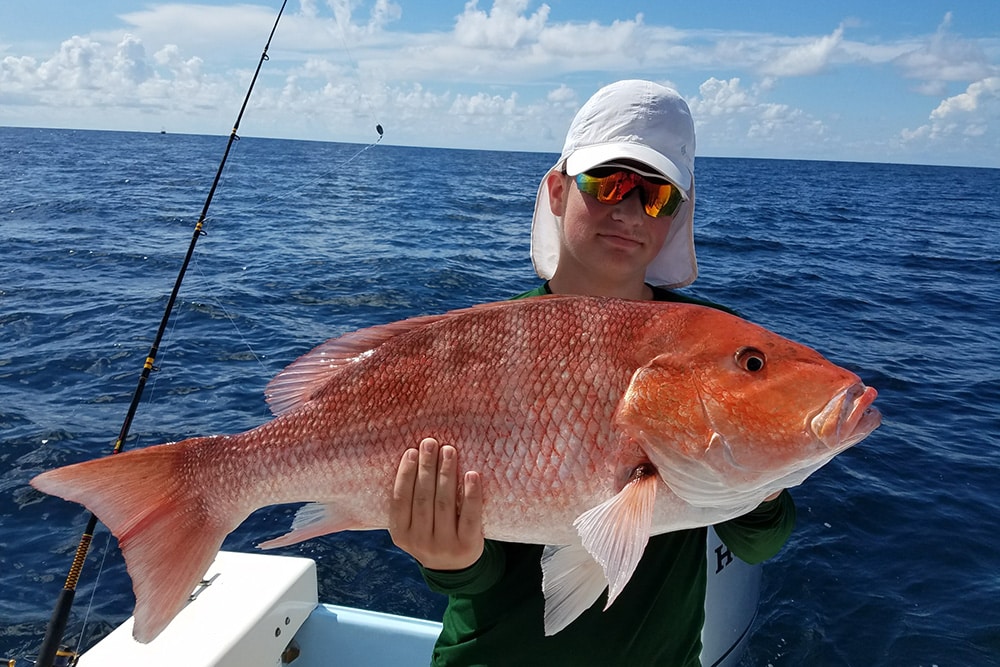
[112,4,277,54]
[689,77,825,153]
[0,32,233,113]
[113,35,149,84]
[301,0,320,20]
[1,2,998,165]
[692,77,755,115]
[901,76,1000,147]
[153,44,204,79]
[760,25,844,77]
[894,12,999,90]
[537,16,646,59]
[369,0,403,31]
[454,0,549,49]
[930,76,1000,118]
[546,83,576,106]
[449,90,518,115]
[36,36,105,89]
[325,0,403,36]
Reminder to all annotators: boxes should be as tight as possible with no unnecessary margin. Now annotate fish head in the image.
[616,305,881,509]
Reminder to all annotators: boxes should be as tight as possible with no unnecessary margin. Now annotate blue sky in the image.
[2,1,998,167]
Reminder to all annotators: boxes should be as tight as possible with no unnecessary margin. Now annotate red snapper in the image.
[31,296,881,642]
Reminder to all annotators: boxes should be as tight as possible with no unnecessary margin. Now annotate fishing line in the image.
[330,8,384,141]
[189,259,272,386]
[33,3,290,666]
[203,124,384,227]
[197,6,387,225]
[71,531,113,658]
[160,140,388,392]
[151,138,387,420]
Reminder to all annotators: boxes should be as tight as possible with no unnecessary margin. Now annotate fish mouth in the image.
[811,383,881,450]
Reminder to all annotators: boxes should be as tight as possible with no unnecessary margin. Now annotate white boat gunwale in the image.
[78,526,759,666]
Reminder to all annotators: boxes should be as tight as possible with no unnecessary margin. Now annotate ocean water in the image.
[1,126,998,666]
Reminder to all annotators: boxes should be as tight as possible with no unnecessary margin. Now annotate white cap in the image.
[531,79,698,288]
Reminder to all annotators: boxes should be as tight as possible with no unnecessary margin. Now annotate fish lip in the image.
[811,383,881,450]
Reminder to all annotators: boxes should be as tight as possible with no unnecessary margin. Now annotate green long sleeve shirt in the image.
[419,284,796,666]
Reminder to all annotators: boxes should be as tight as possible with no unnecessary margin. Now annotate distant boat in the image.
[160,127,167,134]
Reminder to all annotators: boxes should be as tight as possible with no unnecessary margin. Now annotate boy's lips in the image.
[597,232,642,249]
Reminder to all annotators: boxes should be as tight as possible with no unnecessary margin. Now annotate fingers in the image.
[388,444,421,535]
[387,437,485,571]
[410,438,442,531]
[457,470,483,544]
[435,443,460,530]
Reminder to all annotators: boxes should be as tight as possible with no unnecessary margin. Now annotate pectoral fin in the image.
[574,464,657,609]
[539,465,658,635]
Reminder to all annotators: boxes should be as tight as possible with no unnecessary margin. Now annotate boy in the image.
[389,80,795,666]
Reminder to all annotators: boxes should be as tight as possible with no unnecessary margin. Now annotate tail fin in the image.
[31,437,240,643]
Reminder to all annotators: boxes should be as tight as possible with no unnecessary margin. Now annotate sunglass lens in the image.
[643,183,683,218]
[576,170,683,218]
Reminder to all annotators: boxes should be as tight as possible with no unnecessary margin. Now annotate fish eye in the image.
[735,347,766,372]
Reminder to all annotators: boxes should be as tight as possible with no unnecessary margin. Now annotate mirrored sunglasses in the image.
[574,168,685,218]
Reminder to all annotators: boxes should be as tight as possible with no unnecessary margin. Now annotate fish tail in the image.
[31,437,239,643]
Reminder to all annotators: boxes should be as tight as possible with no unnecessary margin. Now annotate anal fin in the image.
[258,502,357,549]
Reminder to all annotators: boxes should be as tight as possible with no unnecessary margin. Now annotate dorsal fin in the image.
[264,296,570,416]
[264,313,443,415]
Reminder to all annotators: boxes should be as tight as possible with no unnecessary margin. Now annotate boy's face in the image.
[547,169,674,284]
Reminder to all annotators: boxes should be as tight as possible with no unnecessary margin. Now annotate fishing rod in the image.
[33,3,289,666]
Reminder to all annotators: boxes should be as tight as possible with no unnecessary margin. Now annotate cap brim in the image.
[565,143,691,194]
